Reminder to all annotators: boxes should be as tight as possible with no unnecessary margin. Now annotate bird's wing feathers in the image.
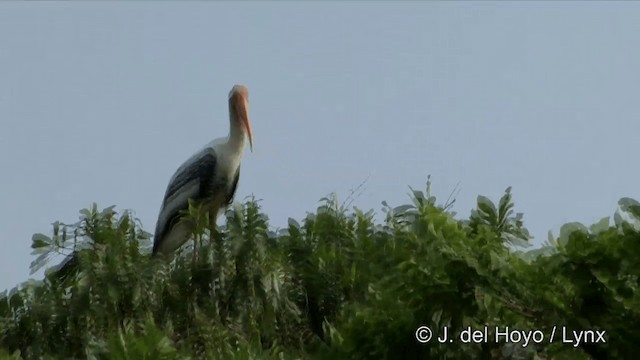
[153,149,218,253]
[226,165,240,205]
[163,149,216,202]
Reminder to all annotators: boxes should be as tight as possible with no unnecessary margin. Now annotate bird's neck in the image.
[226,120,247,153]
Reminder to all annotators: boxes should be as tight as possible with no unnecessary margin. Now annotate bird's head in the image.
[229,84,253,152]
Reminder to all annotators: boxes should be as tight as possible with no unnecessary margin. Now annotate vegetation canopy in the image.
[1,178,638,359]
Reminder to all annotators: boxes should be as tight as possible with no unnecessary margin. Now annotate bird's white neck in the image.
[225,115,247,154]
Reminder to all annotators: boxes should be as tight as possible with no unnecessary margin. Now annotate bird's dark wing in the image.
[225,166,240,205]
[153,149,218,254]
[163,150,218,203]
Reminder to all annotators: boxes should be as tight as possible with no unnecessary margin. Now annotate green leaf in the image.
[498,187,513,219]
[392,205,414,213]
[558,222,588,246]
[29,253,50,275]
[31,233,51,249]
[477,195,498,223]
[619,197,640,221]
[614,211,624,228]
[589,216,610,234]
[287,217,300,229]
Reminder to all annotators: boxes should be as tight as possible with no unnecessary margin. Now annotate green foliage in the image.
[1,181,638,359]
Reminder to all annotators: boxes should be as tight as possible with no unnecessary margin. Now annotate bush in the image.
[1,179,638,359]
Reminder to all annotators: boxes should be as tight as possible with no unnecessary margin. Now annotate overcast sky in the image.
[1,2,639,291]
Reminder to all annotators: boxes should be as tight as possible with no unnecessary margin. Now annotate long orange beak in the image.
[230,85,253,152]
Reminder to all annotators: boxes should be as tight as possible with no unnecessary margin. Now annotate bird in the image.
[151,84,254,256]
[49,85,253,284]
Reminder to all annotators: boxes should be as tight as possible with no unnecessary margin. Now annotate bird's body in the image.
[152,85,253,256]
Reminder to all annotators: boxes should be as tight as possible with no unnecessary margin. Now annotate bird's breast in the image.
[214,149,241,178]
[214,161,238,184]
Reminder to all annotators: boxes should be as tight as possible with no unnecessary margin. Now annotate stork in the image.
[152,84,253,256]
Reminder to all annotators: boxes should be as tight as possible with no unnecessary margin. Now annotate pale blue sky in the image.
[1,2,639,291]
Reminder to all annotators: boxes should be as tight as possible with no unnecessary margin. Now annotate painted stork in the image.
[151,84,253,256]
